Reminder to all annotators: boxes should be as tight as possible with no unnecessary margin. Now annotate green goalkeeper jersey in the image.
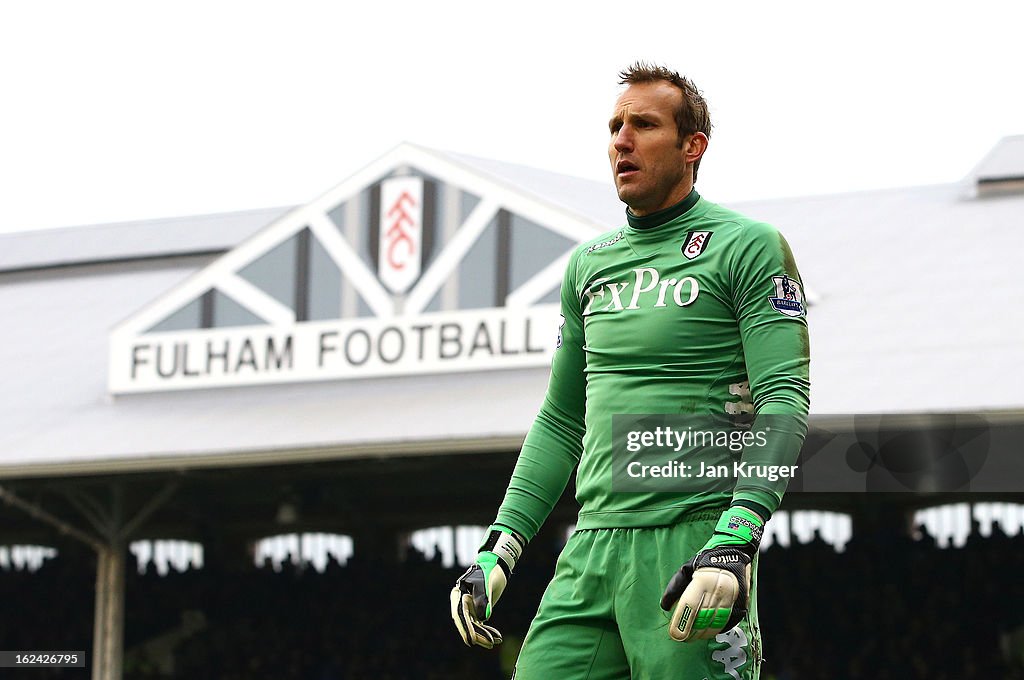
[495,190,810,539]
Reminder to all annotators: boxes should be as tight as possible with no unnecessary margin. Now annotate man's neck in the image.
[626,188,700,230]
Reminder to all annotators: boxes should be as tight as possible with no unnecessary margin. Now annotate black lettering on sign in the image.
[469,322,494,357]
[236,338,258,372]
[439,323,462,360]
[156,344,178,378]
[410,324,431,361]
[345,329,371,366]
[378,327,404,364]
[131,344,150,379]
[207,339,230,374]
[182,344,200,377]
[319,331,339,367]
[266,335,294,370]
[499,320,520,355]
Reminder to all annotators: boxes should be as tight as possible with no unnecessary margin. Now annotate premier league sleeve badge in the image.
[768,274,805,317]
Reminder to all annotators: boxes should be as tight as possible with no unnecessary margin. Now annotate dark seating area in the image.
[2,524,1022,679]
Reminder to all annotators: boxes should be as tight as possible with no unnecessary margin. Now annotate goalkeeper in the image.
[451,62,810,680]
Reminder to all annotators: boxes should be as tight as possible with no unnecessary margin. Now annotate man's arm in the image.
[729,221,810,517]
[662,221,810,642]
[451,247,588,647]
[492,246,588,539]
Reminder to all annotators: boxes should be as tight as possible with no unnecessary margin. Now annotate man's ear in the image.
[685,132,709,167]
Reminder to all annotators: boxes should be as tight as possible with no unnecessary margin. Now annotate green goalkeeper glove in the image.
[450,525,526,649]
[660,506,764,642]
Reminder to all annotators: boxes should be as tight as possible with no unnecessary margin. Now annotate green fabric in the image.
[495,195,810,540]
[731,498,772,523]
[513,518,761,680]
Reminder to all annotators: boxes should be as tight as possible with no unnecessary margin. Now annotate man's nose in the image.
[613,125,634,152]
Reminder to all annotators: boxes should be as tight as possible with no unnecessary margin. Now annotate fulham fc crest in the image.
[682,231,712,260]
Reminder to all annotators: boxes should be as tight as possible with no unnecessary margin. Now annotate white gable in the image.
[109,143,605,393]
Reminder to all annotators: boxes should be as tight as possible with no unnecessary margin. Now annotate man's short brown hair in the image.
[619,62,712,182]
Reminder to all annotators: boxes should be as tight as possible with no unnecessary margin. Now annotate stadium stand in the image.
[2,519,1023,680]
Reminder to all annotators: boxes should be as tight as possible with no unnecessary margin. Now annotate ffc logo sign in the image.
[378,177,423,294]
[682,230,712,260]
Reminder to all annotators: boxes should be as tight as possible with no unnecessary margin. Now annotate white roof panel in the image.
[0,206,292,273]
[968,134,1024,181]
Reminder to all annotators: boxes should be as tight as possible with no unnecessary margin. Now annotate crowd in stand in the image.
[758,522,1024,680]
[2,522,1023,679]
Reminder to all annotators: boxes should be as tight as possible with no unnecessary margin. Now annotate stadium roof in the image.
[1,139,1023,477]
[967,134,1024,182]
[0,206,292,273]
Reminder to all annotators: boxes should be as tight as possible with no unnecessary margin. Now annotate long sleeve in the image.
[729,222,811,515]
[494,248,588,540]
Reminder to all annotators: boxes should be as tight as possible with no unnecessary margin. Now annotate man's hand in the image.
[660,506,764,642]
[450,526,525,649]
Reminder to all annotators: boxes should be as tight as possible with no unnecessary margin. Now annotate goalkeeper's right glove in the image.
[450,525,525,649]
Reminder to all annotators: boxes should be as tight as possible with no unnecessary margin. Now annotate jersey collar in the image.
[625,188,701,230]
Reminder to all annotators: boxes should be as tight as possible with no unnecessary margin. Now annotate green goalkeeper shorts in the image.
[513,509,761,680]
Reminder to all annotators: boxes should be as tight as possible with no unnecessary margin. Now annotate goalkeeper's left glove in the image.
[450,525,526,649]
[660,506,764,642]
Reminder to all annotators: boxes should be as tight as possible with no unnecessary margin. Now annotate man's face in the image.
[608,81,702,216]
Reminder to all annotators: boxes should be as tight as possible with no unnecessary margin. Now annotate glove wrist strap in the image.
[480,525,526,576]
[711,506,764,550]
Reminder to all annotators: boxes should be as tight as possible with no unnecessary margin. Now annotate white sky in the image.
[1,1,1021,234]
